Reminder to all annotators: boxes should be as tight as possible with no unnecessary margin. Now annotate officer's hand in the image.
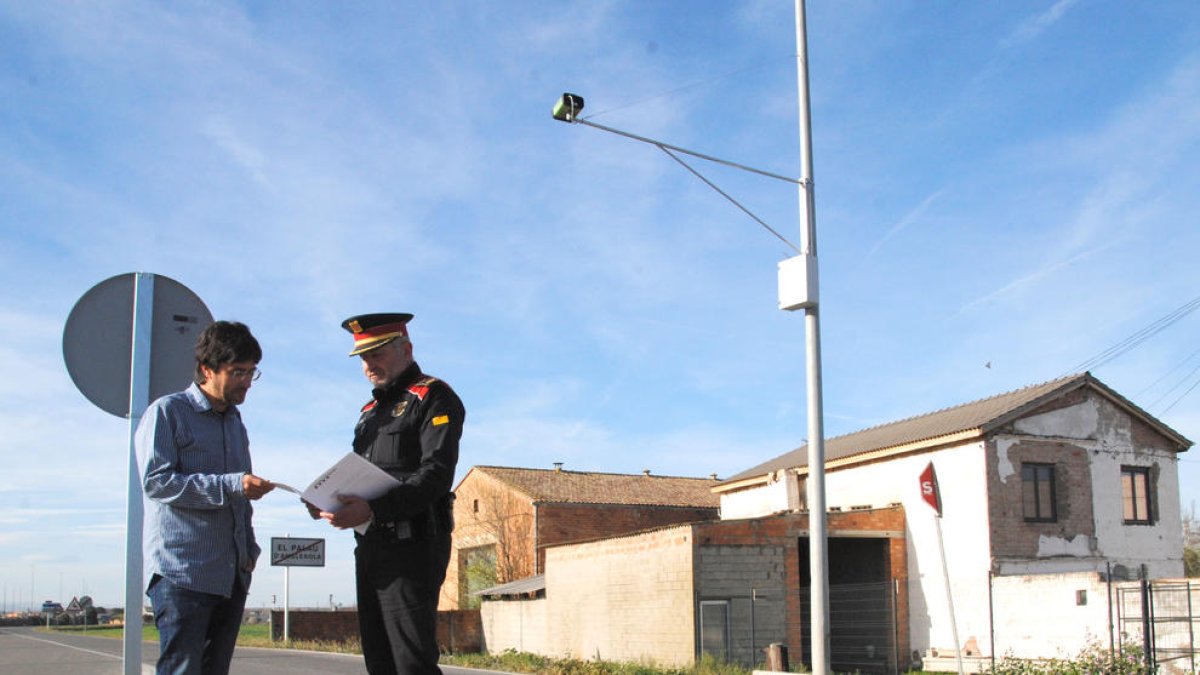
[242,473,275,500]
[322,494,372,529]
[303,499,322,520]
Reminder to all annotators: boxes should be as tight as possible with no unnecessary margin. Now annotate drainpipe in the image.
[533,501,540,574]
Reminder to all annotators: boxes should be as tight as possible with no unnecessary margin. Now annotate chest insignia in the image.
[392,400,409,417]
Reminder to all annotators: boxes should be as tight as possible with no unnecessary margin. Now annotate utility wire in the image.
[1134,346,1200,398]
[1160,376,1200,416]
[1062,294,1200,376]
[1142,348,1200,409]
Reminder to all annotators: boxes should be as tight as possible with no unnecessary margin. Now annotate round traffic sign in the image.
[63,273,212,417]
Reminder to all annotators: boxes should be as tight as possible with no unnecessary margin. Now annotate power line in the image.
[1063,294,1200,377]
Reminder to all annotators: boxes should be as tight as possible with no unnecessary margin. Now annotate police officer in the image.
[312,313,464,675]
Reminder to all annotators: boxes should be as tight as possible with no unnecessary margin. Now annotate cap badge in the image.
[348,320,362,332]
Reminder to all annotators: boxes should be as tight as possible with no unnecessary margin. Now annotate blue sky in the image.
[2,1,1199,610]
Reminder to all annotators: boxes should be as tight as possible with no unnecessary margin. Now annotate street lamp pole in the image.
[551,4,830,670]
[794,2,830,672]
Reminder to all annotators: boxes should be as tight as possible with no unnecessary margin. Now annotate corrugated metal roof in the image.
[722,372,1191,485]
[476,574,546,598]
[467,466,721,508]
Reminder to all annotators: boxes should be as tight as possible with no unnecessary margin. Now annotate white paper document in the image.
[292,452,401,534]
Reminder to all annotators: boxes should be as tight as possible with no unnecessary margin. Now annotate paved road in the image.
[0,626,507,675]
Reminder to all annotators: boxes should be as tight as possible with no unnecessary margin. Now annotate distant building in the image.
[442,465,720,609]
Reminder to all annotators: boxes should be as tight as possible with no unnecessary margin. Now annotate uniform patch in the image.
[361,400,377,413]
[392,401,409,417]
[432,415,449,426]
[407,376,438,401]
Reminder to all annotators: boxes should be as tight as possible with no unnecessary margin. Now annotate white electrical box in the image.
[778,254,818,311]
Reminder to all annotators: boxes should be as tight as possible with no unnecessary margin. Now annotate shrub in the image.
[987,639,1150,675]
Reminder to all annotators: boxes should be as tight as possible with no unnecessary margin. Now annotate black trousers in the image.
[355,531,451,675]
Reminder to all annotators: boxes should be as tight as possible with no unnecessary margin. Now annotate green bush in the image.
[987,639,1149,675]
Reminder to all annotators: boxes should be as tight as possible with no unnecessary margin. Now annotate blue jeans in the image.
[147,575,247,675]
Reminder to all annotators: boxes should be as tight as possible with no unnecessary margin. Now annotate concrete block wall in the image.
[480,597,549,655]
[696,544,788,668]
[694,507,909,670]
[546,524,698,666]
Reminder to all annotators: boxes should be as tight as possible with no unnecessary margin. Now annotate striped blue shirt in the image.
[136,382,260,598]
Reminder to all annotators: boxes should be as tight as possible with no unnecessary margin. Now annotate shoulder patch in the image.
[407,376,439,401]
[361,400,377,413]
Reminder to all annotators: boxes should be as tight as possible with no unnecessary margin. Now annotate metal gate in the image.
[799,580,899,674]
[1115,578,1199,674]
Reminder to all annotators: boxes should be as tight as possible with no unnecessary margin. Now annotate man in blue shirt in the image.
[136,320,275,675]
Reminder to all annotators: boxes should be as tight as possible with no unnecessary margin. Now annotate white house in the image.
[715,371,1191,668]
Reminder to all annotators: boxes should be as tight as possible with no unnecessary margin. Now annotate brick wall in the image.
[987,438,1095,559]
[444,471,535,609]
[268,609,482,653]
[535,502,718,571]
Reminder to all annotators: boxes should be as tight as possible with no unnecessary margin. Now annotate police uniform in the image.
[342,313,464,675]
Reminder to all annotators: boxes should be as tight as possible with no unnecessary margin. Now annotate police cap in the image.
[341,313,414,356]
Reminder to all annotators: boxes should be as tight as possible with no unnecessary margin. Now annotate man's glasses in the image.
[227,367,262,381]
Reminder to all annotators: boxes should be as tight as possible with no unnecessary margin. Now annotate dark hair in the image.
[194,321,262,384]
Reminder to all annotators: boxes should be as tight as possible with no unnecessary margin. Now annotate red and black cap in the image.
[341,313,413,356]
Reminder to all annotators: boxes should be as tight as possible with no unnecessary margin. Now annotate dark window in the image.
[1122,466,1153,524]
[1021,463,1057,522]
[699,600,730,660]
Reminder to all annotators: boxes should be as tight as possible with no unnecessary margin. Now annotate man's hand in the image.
[242,473,275,500]
[303,499,322,520]
[320,494,372,529]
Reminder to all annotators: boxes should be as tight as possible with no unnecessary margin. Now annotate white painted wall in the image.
[823,442,994,656]
[480,597,549,655]
[989,572,1116,660]
[719,474,795,520]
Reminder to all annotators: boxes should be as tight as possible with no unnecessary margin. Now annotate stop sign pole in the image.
[63,272,211,675]
[123,273,152,675]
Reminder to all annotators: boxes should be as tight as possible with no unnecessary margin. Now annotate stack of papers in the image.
[274,452,400,534]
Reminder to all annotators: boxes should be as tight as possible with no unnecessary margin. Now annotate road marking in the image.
[2,630,120,660]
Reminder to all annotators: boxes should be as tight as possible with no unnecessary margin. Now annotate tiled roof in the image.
[468,466,721,508]
[722,372,1191,485]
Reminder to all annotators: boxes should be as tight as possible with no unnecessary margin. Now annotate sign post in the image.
[63,273,211,675]
[920,462,964,675]
[270,536,325,642]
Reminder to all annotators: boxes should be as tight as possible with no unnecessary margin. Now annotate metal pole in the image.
[935,515,965,675]
[795,1,829,672]
[987,570,995,672]
[124,272,153,675]
[1107,561,1114,661]
[284,535,291,642]
[1186,580,1194,674]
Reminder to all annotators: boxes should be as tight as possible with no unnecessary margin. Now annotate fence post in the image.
[765,643,789,671]
[1140,565,1153,672]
